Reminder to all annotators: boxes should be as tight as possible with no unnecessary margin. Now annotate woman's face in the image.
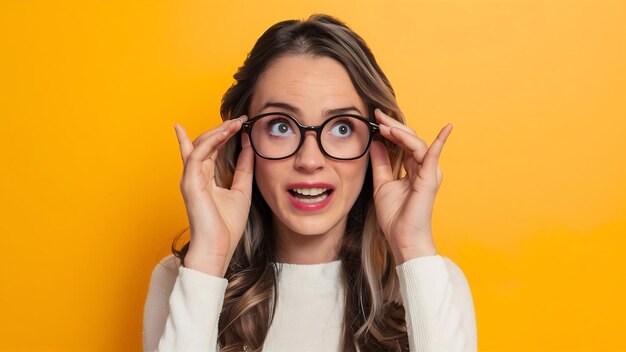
[248,54,369,239]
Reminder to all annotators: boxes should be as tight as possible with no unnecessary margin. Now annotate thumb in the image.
[370,140,392,194]
[231,133,254,203]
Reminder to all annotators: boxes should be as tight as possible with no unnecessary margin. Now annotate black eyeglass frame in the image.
[241,111,381,160]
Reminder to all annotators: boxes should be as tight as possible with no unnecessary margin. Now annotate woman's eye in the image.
[330,122,352,137]
[269,121,294,136]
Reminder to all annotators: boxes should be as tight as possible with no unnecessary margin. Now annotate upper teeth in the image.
[292,188,328,196]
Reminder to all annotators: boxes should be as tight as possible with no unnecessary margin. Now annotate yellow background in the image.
[1,0,624,351]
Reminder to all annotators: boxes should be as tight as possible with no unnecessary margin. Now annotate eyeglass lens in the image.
[249,114,371,159]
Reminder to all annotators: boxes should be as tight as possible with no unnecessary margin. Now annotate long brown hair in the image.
[172,13,408,351]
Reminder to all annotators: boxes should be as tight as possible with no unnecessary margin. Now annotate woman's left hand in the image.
[369,108,453,265]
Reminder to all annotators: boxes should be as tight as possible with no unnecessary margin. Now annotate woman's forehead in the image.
[249,55,367,119]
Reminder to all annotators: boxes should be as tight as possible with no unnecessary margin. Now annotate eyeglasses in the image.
[241,112,380,160]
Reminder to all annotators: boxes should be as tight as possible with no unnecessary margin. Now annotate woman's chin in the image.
[283,223,333,237]
[276,215,345,238]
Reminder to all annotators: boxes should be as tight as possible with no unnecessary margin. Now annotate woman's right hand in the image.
[173,115,253,277]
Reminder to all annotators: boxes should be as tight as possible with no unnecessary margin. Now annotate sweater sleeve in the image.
[142,254,228,352]
[396,255,477,352]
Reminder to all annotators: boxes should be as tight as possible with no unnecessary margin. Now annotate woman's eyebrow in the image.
[261,101,363,116]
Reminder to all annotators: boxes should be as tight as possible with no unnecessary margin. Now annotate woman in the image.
[143,14,476,352]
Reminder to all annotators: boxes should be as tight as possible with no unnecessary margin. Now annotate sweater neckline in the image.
[271,259,343,289]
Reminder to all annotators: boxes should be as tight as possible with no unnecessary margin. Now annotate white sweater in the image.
[143,254,476,351]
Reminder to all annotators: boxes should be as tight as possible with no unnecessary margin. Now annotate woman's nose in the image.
[294,132,326,172]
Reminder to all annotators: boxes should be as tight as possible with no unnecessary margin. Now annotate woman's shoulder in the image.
[156,253,181,270]
[147,254,181,293]
[396,254,473,296]
[440,256,469,282]
[439,256,472,286]
[439,255,475,306]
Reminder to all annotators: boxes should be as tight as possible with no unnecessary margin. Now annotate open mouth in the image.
[288,187,334,204]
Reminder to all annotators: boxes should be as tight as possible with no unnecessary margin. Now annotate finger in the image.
[186,119,245,177]
[369,140,393,194]
[193,115,248,148]
[174,123,194,166]
[374,108,415,136]
[191,121,229,148]
[207,117,247,152]
[378,123,419,169]
[377,124,412,172]
[231,133,254,203]
[383,124,429,165]
[377,120,428,154]
[421,123,453,177]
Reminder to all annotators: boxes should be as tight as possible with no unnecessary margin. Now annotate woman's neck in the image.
[273,216,345,264]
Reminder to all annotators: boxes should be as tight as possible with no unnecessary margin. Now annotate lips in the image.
[286,183,335,211]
